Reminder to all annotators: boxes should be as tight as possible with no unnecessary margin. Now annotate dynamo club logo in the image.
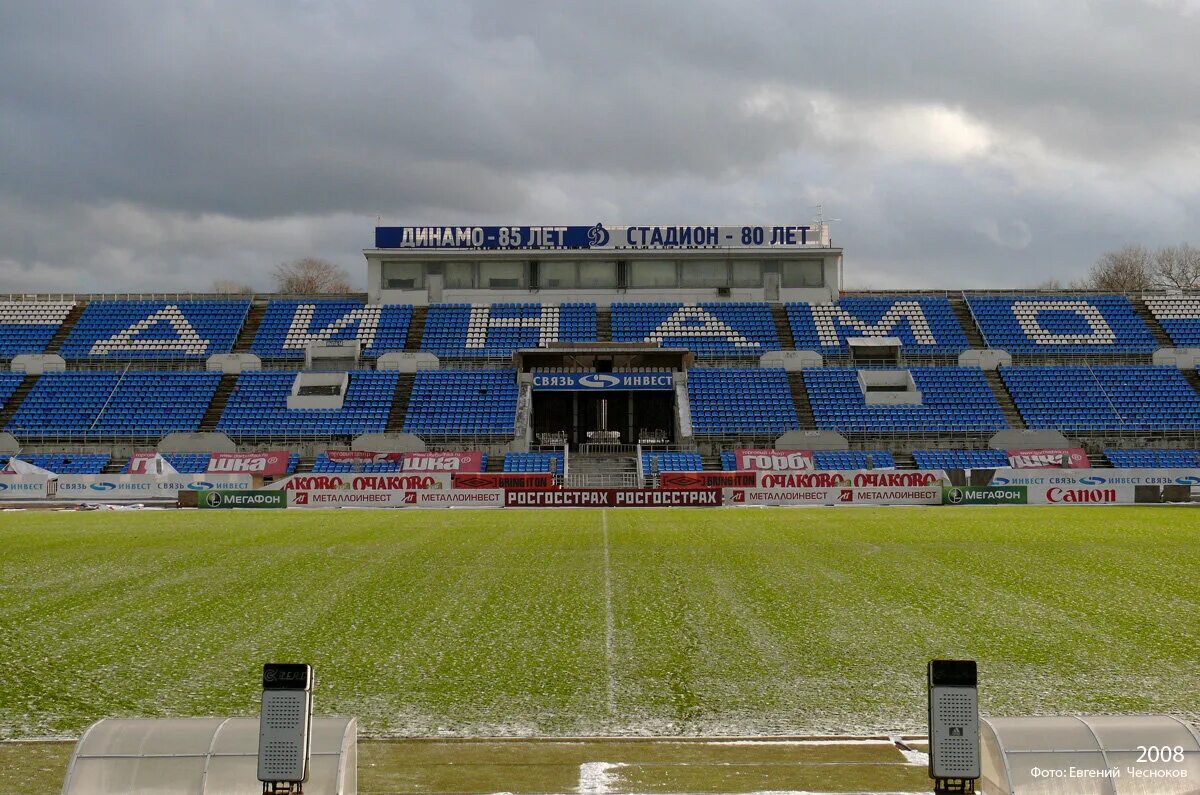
[587,222,610,247]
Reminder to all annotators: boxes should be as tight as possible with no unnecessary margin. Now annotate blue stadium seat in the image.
[812,450,896,469]
[0,452,110,474]
[421,303,597,357]
[720,450,737,471]
[788,297,969,355]
[1001,366,1200,430]
[59,300,250,360]
[804,368,1008,433]
[0,373,25,408]
[6,371,221,437]
[216,370,399,437]
[252,301,413,359]
[688,368,798,434]
[641,451,703,472]
[912,449,1010,469]
[966,296,1156,354]
[504,451,564,475]
[1104,448,1200,468]
[1144,297,1200,346]
[0,302,75,357]
[612,303,779,356]
[402,369,518,435]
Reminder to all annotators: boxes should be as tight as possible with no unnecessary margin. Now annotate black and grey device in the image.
[927,659,979,793]
[258,663,314,793]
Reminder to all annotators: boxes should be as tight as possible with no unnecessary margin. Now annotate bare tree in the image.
[212,279,254,294]
[272,257,352,294]
[1153,243,1200,290]
[1078,244,1154,291]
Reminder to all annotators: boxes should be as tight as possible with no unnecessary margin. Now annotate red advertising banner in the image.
[659,471,757,489]
[322,450,484,472]
[127,451,160,474]
[207,451,291,476]
[401,451,484,472]
[735,449,814,471]
[1006,447,1088,469]
[453,472,554,490]
[505,489,722,508]
[269,473,452,492]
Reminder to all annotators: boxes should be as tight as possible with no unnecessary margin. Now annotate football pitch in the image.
[1,506,1197,793]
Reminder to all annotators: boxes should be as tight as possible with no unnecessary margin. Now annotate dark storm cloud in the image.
[0,0,1198,290]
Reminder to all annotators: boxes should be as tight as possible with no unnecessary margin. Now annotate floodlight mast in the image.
[927,659,980,794]
[259,663,315,795]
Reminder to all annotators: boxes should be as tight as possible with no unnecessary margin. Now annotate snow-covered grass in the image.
[0,506,1196,740]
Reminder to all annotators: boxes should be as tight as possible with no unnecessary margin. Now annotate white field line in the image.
[601,509,616,715]
[578,761,625,794]
[705,739,895,746]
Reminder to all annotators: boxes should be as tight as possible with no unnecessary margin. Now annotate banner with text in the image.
[1006,447,1089,469]
[267,473,453,493]
[375,224,816,251]
[0,475,56,500]
[288,488,504,508]
[659,471,758,490]
[735,449,814,471]
[532,372,673,391]
[505,489,722,508]
[55,474,253,500]
[453,472,555,490]
[208,451,292,476]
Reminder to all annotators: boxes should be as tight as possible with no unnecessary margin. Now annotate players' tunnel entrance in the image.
[531,390,675,447]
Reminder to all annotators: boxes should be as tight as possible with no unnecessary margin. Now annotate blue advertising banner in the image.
[532,372,674,391]
[374,223,814,250]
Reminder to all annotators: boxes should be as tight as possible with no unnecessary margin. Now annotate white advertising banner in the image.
[288,488,504,509]
[54,474,253,500]
[986,468,1200,488]
[1026,484,1138,505]
[267,473,453,492]
[724,484,942,506]
[0,474,56,500]
[755,469,948,489]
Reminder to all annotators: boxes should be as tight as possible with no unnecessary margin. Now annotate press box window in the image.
[731,260,763,287]
[629,260,677,288]
[444,261,475,289]
[539,261,578,289]
[781,260,824,287]
[579,261,617,288]
[479,261,527,289]
[382,261,424,290]
[680,259,729,288]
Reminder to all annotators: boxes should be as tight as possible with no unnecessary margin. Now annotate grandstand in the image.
[2,223,1200,483]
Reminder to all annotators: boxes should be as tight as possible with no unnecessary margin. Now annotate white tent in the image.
[980,714,1200,794]
[61,717,357,795]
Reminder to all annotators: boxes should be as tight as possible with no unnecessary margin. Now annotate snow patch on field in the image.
[577,761,625,793]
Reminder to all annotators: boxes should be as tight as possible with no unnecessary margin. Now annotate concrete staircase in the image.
[770,304,794,349]
[596,307,612,343]
[232,302,267,353]
[950,297,986,349]
[565,451,639,487]
[46,302,86,354]
[199,374,238,431]
[404,306,428,351]
[1132,297,1173,348]
[787,372,815,429]
[985,370,1027,430]
[0,375,37,428]
[386,374,415,432]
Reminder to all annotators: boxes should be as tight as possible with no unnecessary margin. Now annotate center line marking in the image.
[602,508,616,715]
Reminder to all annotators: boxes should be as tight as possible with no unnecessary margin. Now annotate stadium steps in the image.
[1132,297,1174,348]
[486,454,505,473]
[1183,368,1200,400]
[701,451,723,471]
[891,450,917,469]
[232,301,267,353]
[103,456,127,474]
[596,307,612,342]
[198,374,238,432]
[770,303,795,349]
[566,452,638,487]
[0,374,37,429]
[984,370,1027,430]
[950,297,987,348]
[787,372,816,428]
[1088,452,1111,468]
[404,306,428,351]
[46,302,87,354]
[386,373,415,432]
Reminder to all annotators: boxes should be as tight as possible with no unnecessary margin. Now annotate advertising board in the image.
[1006,447,1088,469]
[288,488,504,508]
[452,472,554,489]
[0,475,56,500]
[504,489,722,508]
[198,490,286,509]
[658,471,757,489]
[942,485,1028,505]
[55,474,253,500]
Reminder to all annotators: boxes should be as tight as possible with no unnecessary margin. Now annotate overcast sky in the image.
[2,1,1198,292]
